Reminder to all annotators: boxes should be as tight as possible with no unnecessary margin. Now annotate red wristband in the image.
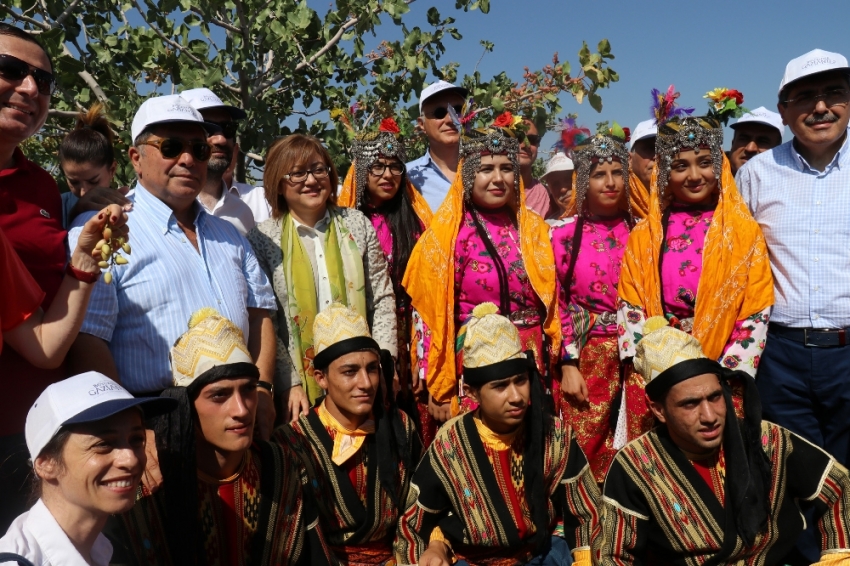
[65,262,101,284]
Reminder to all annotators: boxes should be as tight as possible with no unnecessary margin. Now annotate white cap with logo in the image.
[419,80,469,113]
[542,152,574,178]
[630,119,658,149]
[779,49,849,94]
[180,87,247,120]
[731,106,785,136]
[25,372,176,461]
[131,94,220,142]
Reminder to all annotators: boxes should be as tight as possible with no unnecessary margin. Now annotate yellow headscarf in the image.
[402,161,561,406]
[339,163,433,226]
[617,154,774,360]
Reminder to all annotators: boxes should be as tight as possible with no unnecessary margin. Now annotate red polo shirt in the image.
[0,148,66,436]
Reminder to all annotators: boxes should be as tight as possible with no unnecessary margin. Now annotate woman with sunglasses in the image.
[337,117,436,441]
[549,123,652,484]
[247,134,398,423]
[404,111,565,424]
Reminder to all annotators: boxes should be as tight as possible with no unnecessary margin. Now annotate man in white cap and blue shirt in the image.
[628,119,657,218]
[180,88,257,235]
[65,95,280,440]
[540,151,574,221]
[737,48,850,563]
[406,79,468,211]
[728,106,784,175]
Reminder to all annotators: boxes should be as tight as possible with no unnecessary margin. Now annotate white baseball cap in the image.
[630,119,658,149]
[542,152,574,177]
[778,49,849,94]
[131,95,221,142]
[419,80,468,113]
[180,87,247,120]
[25,372,176,461]
[731,106,784,136]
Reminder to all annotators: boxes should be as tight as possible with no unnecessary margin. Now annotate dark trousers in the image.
[758,328,850,563]
[0,433,32,533]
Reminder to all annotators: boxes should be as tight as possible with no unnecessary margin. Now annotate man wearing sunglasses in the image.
[181,88,256,235]
[737,49,850,564]
[66,94,279,440]
[406,80,468,212]
[518,118,552,219]
[0,23,69,533]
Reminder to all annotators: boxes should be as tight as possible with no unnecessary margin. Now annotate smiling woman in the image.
[0,372,175,566]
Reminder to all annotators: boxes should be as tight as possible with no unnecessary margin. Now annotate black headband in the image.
[186,361,259,398]
[463,356,530,387]
[313,336,380,369]
[645,357,723,401]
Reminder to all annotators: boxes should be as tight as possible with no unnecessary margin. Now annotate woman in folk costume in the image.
[247,134,397,422]
[403,109,564,425]
[617,87,774,377]
[550,122,652,483]
[336,113,435,440]
[110,309,329,566]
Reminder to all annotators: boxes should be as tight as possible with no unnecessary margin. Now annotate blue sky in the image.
[368,0,850,152]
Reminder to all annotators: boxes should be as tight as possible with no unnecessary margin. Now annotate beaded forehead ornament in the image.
[573,131,630,215]
[459,123,521,203]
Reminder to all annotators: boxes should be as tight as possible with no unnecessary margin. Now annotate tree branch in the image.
[131,0,207,69]
[61,44,108,103]
[48,109,81,119]
[53,0,83,28]
[0,6,51,31]
[190,7,240,34]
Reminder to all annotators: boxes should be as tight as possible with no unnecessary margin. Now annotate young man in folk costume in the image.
[396,303,600,566]
[109,309,329,566]
[277,303,421,565]
[597,317,850,565]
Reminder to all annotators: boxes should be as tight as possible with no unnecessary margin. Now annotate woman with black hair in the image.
[338,117,435,439]
[58,104,119,229]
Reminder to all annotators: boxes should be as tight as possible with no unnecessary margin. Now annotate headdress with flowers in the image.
[457,106,525,202]
[568,121,632,216]
[333,102,408,207]
[653,85,745,198]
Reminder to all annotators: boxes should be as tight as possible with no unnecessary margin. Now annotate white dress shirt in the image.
[0,499,112,566]
[230,181,272,224]
[198,181,256,235]
[292,211,334,311]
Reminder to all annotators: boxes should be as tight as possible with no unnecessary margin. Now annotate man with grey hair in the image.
[181,87,255,235]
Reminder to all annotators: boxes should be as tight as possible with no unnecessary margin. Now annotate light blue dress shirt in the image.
[406,149,453,212]
[67,183,276,393]
[737,130,850,329]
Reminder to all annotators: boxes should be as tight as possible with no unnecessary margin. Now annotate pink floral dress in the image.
[617,204,769,376]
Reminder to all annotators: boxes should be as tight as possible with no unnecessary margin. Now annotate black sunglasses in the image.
[518,133,541,146]
[206,120,239,139]
[427,104,464,120]
[0,54,55,96]
[138,138,213,161]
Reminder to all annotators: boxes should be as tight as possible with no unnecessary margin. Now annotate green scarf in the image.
[281,209,367,403]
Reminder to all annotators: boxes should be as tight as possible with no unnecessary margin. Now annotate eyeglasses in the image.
[368,162,405,176]
[137,138,213,161]
[283,164,331,183]
[519,133,541,146]
[425,104,464,120]
[782,88,850,110]
[0,54,55,96]
[206,121,239,139]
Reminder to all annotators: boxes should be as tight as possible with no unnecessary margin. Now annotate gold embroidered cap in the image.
[461,303,530,386]
[313,303,380,368]
[170,307,255,387]
[634,316,707,383]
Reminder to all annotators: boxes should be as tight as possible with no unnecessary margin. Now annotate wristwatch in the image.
[256,380,274,396]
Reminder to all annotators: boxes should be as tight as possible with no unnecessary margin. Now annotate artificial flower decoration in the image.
[554,116,592,153]
[704,87,747,125]
[651,84,694,126]
[605,121,630,143]
[379,117,400,134]
[492,111,514,129]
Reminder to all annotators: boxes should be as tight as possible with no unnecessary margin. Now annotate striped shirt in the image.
[67,183,276,393]
[737,130,850,328]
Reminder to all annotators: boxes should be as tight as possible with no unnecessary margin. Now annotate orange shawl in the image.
[339,164,433,226]
[628,172,650,220]
[402,160,561,405]
[617,154,774,360]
